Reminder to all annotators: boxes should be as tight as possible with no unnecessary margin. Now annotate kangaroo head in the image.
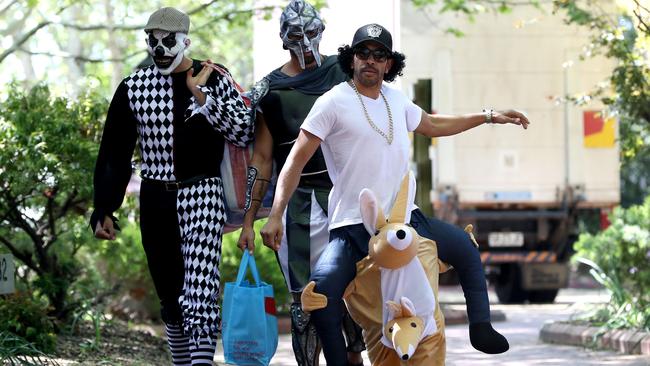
[384,297,424,361]
[359,172,418,269]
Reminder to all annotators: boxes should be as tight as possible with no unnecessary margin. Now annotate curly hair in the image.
[337,45,406,83]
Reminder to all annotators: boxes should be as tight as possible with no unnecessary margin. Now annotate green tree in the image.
[551,0,650,205]
[0,84,107,320]
[0,0,314,94]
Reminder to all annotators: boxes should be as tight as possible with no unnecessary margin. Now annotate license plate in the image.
[488,232,524,247]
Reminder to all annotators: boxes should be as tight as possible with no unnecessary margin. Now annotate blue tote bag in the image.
[222,251,278,365]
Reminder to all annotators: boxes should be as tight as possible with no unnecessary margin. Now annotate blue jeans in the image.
[309,209,489,366]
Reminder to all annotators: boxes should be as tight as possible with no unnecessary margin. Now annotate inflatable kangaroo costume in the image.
[303,172,448,365]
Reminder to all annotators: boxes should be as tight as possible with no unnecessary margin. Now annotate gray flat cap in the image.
[144,7,190,34]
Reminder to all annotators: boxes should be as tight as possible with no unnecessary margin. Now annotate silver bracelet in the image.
[482,108,494,124]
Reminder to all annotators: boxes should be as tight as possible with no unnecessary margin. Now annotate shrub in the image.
[0,83,108,320]
[573,196,650,330]
[0,292,56,354]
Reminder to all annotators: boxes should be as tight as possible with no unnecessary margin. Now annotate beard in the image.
[354,66,382,87]
[303,52,316,66]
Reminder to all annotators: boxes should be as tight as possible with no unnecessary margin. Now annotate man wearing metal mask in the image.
[90,7,253,366]
[262,23,519,365]
[237,1,366,365]
[279,0,324,69]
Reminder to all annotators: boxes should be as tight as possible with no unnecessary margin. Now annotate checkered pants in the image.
[139,177,226,351]
[177,177,226,345]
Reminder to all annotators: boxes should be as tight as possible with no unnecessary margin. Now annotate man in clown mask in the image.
[91,7,253,365]
[237,1,366,365]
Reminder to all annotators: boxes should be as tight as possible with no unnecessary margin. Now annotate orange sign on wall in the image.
[583,111,615,148]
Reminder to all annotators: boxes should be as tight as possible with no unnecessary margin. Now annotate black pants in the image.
[139,181,185,324]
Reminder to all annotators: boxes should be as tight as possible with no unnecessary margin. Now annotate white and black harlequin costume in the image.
[91,60,252,361]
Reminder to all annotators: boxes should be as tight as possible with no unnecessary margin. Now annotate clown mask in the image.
[146,30,190,75]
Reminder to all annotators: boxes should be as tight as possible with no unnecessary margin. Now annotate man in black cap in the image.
[261,23,529,365]
[237,1,365,365]
[91,6,252,365]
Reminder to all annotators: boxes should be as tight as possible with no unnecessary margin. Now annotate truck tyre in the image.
[495,264,528,304]
[528,289,559,303]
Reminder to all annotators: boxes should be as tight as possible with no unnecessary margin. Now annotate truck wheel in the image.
[528,289,559,304]
[495,264,528,304]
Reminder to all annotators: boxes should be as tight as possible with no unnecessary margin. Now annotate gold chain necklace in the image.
[349,80,393,145]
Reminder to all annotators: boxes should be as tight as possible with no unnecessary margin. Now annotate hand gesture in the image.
[260,216,283,251]
[493,110,530,129]
[237,225,256,254]
[94,216,116,240]
[186,59,215,106]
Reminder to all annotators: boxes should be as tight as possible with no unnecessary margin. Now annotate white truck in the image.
[400,2,620,303]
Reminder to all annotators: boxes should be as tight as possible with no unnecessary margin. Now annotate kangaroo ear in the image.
[388,171,416,224]
[386,300,403,319]
[359,189,386,235]
[400,297,416,317]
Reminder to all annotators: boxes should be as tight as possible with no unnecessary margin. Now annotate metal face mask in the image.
[280,0,324,69]
[146,30,189,75]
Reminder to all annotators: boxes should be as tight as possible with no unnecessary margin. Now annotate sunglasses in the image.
[354,47,389,62]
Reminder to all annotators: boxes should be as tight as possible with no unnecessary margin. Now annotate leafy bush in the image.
[0,83,108,320]
[0,292,56,353]
[573,196,650,330]
[83,205,161,322]
[86,215,291,320]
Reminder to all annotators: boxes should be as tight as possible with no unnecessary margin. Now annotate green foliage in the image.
[552,0,650,205]
[82,207,161,321]
[0,83,109,319]
[411,0,542,18]
[573,196,650,330]
[2,0,287,93]
[0,331,51,366]
[0,292,57,354]
[221,220,291,312]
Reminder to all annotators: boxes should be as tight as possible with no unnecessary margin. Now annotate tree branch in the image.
[478,0,552,4]
[58,22,143,31]
[0,235,40,275]
[186,0,220,16]
[0,0,18,17]
[57,189,78,219]
[0,20,51,64]
[1,1,258,64]
[17,48,145,63]
[633,0,650,14]
[57,1,263,33]
[193,5,276,32]
[2,191,47,268]
[632,0,649,35]
[46,194,56,242]
[0,2,67,64]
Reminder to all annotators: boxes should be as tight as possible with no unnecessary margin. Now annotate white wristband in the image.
[482,109,494,124]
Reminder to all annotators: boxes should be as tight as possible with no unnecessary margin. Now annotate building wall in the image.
[400,2,619,205]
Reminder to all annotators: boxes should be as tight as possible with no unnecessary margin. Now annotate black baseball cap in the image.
[351,23,392,51]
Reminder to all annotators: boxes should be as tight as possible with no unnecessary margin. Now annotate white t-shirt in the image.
[301,81,423,230]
